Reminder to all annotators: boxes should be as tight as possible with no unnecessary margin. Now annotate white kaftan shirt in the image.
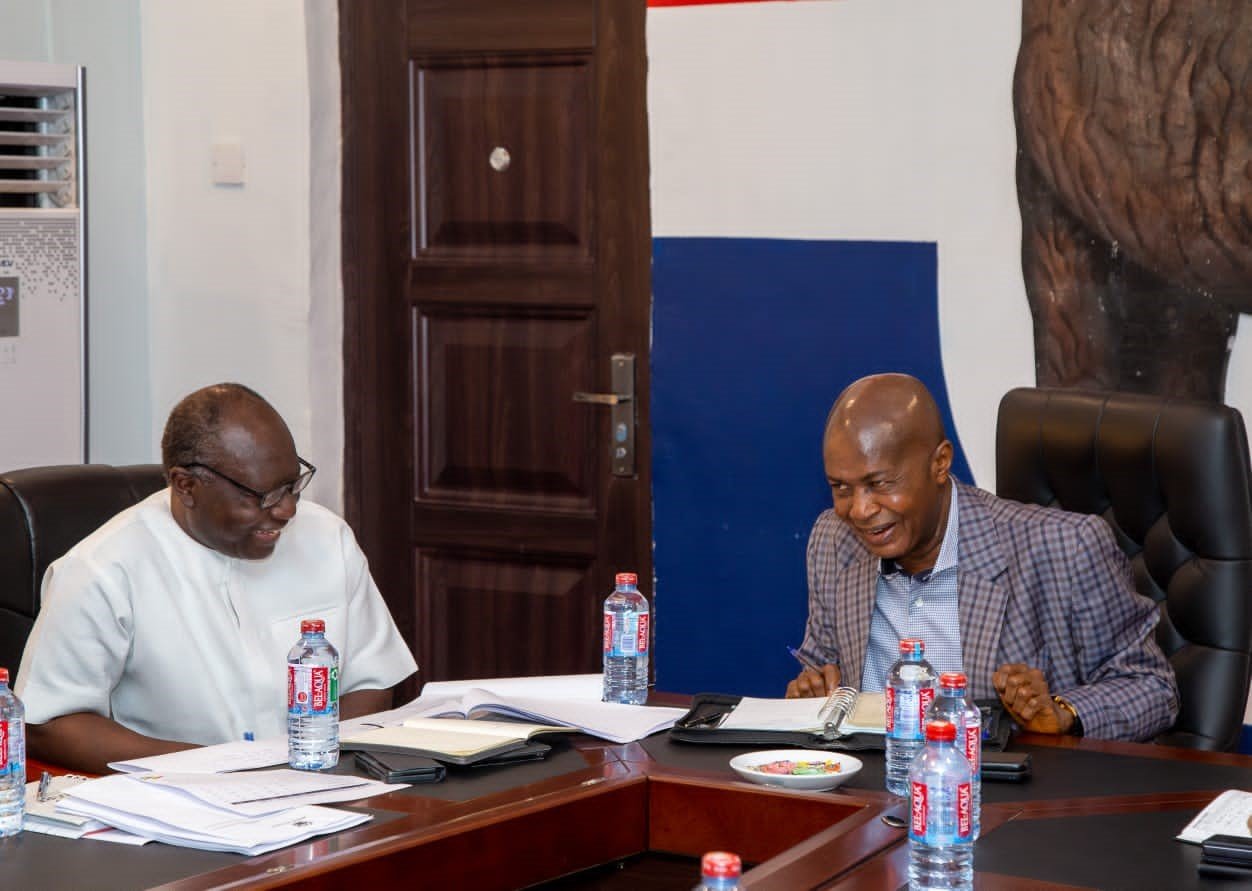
[15,489,417,744]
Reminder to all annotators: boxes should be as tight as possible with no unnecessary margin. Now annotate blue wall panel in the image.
[652,237,971,697]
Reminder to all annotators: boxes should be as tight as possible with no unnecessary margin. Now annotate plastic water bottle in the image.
[908,720,974,890]
[693,851,742,890]
[287,619,339,770]
[0,667,25,837]
[925,671,981,839]
[885,637,937,796]
[602,572,650,704]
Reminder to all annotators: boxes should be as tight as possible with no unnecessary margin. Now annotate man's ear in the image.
[167,467,198,507]
[931,440,953,484]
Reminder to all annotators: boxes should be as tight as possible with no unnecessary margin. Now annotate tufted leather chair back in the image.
[996,388,1252,751]
[0,464,167,681]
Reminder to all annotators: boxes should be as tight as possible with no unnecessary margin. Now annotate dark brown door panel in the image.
[416,548,600,679]
[413,56,591,258]
[343,0,650,684]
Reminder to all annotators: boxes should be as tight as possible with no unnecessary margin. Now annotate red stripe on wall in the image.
[648,0,801,6]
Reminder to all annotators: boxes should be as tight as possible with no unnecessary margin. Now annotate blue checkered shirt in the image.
[860,483,963,691]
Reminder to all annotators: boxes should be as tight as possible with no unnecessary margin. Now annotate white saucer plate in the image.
[729,749,863,791]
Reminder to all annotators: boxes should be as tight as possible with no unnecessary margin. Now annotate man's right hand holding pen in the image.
[784,645,842,698]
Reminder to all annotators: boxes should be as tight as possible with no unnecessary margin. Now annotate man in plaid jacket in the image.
[786,374,1178,741]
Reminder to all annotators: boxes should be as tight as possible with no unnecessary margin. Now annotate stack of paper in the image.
[23,775,147,844]
[54,770,403,855]
[107,673,677,791]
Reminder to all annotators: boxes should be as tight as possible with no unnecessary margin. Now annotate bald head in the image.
[824,373,946,459]
[162,383,282,472]
[821,374,954,574]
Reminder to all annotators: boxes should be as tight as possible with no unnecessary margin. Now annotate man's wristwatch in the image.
[1052,695,1083,736]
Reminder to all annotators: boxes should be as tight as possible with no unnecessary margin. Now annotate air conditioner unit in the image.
[0,60,86,470]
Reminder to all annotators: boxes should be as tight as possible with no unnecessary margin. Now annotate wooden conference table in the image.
[5,713,1252,890]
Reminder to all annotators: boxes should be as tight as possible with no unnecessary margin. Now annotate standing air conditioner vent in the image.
[0,81,77,209]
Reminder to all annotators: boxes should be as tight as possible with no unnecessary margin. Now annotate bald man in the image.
[786,374,1177,742]
[17,383,417,772]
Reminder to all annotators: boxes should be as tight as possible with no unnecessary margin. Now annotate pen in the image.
[787,645,825,675]
[36,770,52,803]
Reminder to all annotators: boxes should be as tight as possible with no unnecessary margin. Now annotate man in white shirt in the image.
[17,383,417,772]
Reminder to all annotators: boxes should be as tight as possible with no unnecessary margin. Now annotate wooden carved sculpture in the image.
[1015,1,1252,400]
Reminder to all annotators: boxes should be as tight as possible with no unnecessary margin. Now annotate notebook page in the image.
[718,697,829,732]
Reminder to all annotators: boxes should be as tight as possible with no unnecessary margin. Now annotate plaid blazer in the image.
[800,481,1179,741]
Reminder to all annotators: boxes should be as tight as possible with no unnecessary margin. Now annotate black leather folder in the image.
[668,693,1011,753]
[669,693,884,751]
[355,751,447,784]
[356,741,554,782]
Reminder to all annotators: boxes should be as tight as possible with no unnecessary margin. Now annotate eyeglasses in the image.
[185,457,317,511]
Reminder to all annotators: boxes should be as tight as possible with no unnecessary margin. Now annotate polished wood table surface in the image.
[6,728,1252,890]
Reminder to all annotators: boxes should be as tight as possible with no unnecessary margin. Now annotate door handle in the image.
[572,353,635,477]
[571,392,632,405]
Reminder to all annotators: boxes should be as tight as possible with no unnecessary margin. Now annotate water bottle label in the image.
[888,689,920,738]
[604,612,646,657]
[964,723,981,769]
[887,687,935,738]
[288,665,339,715]
[919,687,935,719]
[909,778,974,844]
[957,780,973,838]
[909,779,927,836]
[0,720,6,771]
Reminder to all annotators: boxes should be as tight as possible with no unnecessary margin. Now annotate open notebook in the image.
[341,717,572,766]
[407,687,688,744]
[718,688,885,736]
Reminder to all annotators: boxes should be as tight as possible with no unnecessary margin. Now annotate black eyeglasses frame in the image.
[184,456,317,511]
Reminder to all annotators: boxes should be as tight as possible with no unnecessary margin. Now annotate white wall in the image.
[139,0,341,509]
[141,1,308,456]
[304,0,344,512]
[0,2,53,57]
[0,0,151,465]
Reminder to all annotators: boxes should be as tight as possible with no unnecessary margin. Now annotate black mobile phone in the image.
[1201,834,1252,868]
[980,751,1031,782]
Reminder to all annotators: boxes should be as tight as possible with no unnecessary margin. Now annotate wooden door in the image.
[340,0,652,685]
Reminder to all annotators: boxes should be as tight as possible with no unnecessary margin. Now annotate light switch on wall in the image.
[211,143,246,185]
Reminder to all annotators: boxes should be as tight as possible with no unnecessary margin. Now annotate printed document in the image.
[1178,790,1252,844]
[57,774,374,855]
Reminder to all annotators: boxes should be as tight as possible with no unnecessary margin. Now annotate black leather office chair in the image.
[996,387,1252,751]
[0,464,167,680]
